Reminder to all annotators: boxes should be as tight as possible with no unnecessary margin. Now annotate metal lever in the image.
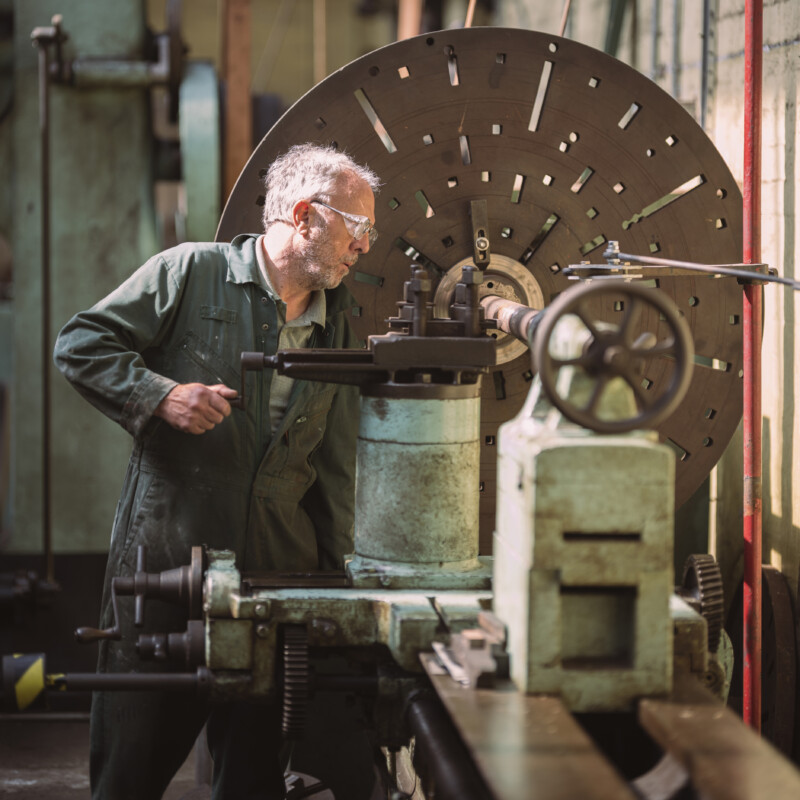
[74,545,205,644]
[75,546,147,643]
[74,571,133,643]
[229,352,269,410]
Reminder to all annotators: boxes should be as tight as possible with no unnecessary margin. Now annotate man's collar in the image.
[225,232,359,319]
[226,233,263,286]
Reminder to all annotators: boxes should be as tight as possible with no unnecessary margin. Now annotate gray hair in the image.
[262,143,380,229]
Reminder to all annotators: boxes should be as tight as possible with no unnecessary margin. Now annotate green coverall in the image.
[54,233,361,799]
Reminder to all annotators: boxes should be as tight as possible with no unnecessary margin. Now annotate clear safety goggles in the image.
[312,200,378,246]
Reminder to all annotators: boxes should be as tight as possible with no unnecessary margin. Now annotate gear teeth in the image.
[682,554,725,653]
[281,626,309,740]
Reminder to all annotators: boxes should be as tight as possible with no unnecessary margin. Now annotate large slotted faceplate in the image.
[217,28,743,552]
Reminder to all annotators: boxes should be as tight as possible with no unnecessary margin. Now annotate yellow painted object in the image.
[5,653,46,711]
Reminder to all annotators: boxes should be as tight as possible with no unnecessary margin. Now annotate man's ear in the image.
[292,201,311,236]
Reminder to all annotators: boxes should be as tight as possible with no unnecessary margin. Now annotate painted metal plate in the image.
[216,28,743,551]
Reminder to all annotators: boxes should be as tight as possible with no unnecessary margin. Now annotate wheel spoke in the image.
[619,297,643,345]
[573,301,602,340]
[631,331,657,351]
[551,354,594,370]
[582,374,609,415]
[630,335,677,358]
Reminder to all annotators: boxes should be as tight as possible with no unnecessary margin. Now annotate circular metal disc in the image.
[217,28,743,551]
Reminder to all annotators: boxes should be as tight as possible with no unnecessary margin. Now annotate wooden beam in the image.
[222,0,252,200]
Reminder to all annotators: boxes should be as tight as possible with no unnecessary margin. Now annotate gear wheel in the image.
[680,554,724,653]
[281,626,310,740]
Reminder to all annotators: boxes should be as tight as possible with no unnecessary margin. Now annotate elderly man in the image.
[54,143,380,799]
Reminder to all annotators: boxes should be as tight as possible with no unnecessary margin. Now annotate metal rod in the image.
[397,0,423,40]
[405,691,493,800]
[650,0,661,81]
[465,0,477,28]
[34,31,53,585]
[49,671,203,692]
[671,0,681,100]
[579,251,793,289]
[480,295,542,344]
[742,0,763,733]
[700,0,712,129]
[557,0,572,37]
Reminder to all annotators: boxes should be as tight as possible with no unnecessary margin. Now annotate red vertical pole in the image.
[742,0,763,732]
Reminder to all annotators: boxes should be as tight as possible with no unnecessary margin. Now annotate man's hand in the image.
[154,383,238,434]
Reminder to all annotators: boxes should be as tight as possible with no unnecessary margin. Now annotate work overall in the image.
[54,234,361,799]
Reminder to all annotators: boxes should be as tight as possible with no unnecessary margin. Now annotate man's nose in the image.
[351,233,369,254]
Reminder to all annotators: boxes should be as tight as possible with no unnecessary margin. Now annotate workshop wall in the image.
[9,0,159,556]
[146,0,395,110]
[4,0,394,556]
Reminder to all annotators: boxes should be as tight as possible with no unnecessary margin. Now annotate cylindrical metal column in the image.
[742,0,763,732]
[354,390,480,566]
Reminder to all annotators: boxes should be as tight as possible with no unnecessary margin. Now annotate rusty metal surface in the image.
[639,676,800,800]
[217,28,743,545]
[420,653,637,800]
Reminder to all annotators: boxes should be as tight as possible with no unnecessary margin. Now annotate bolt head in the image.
[460,267,483,286]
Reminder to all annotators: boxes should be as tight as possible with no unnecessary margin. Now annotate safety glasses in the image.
[312,200,378,246]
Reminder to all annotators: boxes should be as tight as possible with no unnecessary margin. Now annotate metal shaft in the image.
[480,295,542,344]
[50,670,207,692]
[406,691,492,800]
[743,0,763,733]
[32,27,54,585]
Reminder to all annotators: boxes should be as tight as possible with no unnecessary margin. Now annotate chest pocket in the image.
[173,330,240,388]
[201,305,238,324]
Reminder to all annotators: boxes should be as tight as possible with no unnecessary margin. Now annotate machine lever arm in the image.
[74,546,205,644]
[74,573,133,643]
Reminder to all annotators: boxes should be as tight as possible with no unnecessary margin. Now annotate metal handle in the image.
[74,573,133,643]
[74,545,206,645]
[230,352,269,409]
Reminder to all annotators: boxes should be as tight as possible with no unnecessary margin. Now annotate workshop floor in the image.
[0,717,205,799]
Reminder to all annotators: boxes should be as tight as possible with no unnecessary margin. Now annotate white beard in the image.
[294,224,356,291]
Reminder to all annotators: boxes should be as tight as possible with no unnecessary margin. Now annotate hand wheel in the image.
[533,281,694,433]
